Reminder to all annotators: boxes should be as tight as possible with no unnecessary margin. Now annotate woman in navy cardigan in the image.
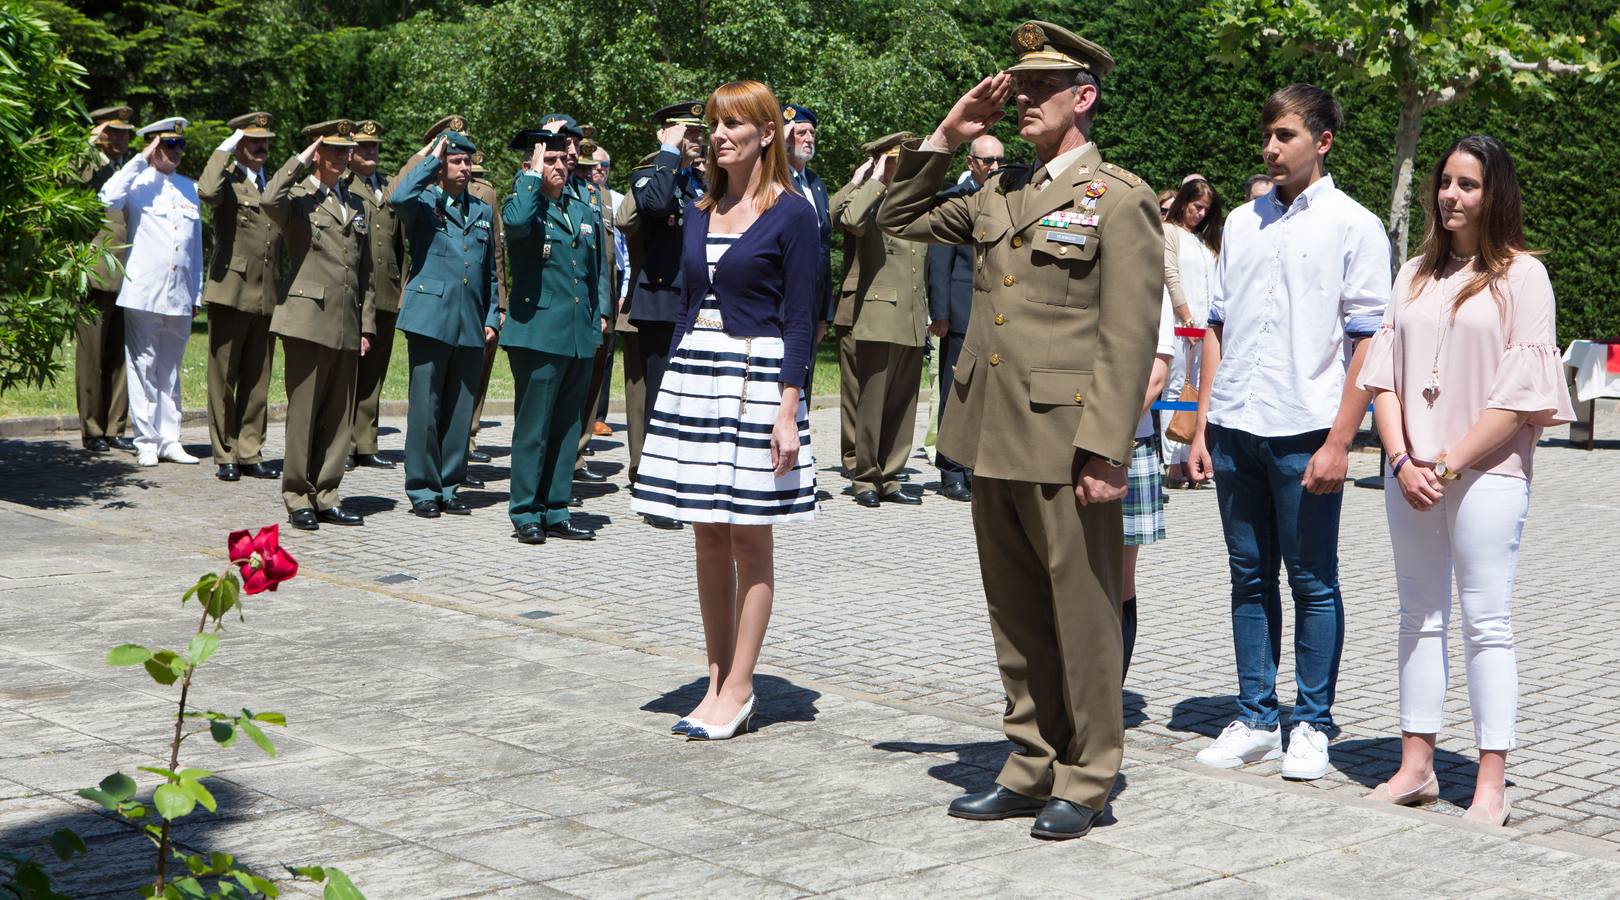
[631,80,820,742]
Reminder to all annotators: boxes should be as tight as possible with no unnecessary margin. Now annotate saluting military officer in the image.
[263,119,376,532]
[502,128,610,545]
[393,115,508,474]
[615,101,704,529]
[77,106,137,454]
[877,21,1162,839]
[199,111,283,482]
[390,130,501,519]
[831,131,933,508]
[345,119,406,470]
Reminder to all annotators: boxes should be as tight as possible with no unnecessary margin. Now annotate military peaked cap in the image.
[422,114,469,144]
[539,113,583,140]
[1005,21,1115,78]
[89,106,136,132]
[301,119,357,147]
[228,111,275,138]
[351,119,383,143]
[860,131,913,157]
[138,117,188,140]
[653,101,705,127]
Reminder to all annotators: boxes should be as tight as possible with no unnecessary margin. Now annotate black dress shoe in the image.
[467,449,491,463]
[545,520,596,541]
[568,495,584,508]
[344,455,355,471]
[942,481,973,502]
[573,466,607,484]
[513,522,546,544]
[853,490,881,508]
[897,472,911,482]
[411,500,441,518]
[1030,798,1099,840]
[84,437,110,453]
[289,509,319,531]
[316,505,364,526]
[882,490,922,505]
[109,436,137,453]
[441,497,471,515]
[241,461,281,479]
[216,463,240,482]
[461,475,486,489]
[354,453,396,469]
[947,786,1046,821]
[643,514,683,530]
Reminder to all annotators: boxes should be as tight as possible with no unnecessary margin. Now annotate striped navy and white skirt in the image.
[629,307,817,525]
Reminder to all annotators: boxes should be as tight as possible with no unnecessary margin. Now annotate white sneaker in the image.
[1280,722,1331,781]
[136,450,159,468]
[1195,720,1283,769]
[159,446,200,464]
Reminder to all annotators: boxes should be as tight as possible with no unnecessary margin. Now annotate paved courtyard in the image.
[1,399,1617,897]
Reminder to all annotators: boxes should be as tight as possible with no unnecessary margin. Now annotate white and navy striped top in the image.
[702,233,740,305]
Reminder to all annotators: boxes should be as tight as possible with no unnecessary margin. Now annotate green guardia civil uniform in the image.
[262,120,376,516]
[347,119,406,457]
[390,137,501,507]
[502,168,608,528]
[199,111,283,467]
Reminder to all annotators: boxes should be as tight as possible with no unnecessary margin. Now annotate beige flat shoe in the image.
[1364,773,1440,807]
[1461,796,1512,826]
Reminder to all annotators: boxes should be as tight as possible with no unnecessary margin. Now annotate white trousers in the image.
[1158,336,1203,466]
[1385,470,1529,750]
[122,309,192,455]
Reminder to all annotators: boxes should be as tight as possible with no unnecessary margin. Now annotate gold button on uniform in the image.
[1003,274,1016,287]
[1011,235,1023,248]
[988,353,1002,366]
[1073,392,1084,404]
[994,314,1006,326]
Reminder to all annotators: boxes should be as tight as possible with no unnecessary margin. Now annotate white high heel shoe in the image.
[687,695,753,741]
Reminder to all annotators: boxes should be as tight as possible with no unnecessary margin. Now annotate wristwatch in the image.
[1433,455,1461,481]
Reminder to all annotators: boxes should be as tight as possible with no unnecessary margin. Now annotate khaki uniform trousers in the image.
[280,337,357,513]
[205,303,275,465]
[352,309,398,456]
[836,326,859,475]
[973,475,1125,812]
[843,336,924,496]
[75,289,129,442]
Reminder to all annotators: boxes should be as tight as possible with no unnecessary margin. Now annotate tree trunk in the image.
[1386,95,1425,269]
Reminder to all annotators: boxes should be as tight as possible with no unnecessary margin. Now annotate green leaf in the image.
[49,827,86,861]
[121,803,148,820]
[153,783,196,820]
[251,711,287,726]
[206,574,240,620]
[184,853,209,875]
[251,874,280,897]
[100,771,137,801]
[178,767,213,781]
[322,868,365,900]
[210,719,236,746]
[143,658,180,686]
[238,717,277,758]
[77,787,117,810]
[170,877,207,899]
[287,865,326,881]
[209,851,234,873]
[106,643,152,666]
[137,766,179,783]
[177,777,216,813]
[185,633,219,667]
[183,573,218,607]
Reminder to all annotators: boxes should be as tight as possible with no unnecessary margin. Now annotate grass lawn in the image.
[0,311,847,419]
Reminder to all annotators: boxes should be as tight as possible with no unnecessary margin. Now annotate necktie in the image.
[256,170,266,191]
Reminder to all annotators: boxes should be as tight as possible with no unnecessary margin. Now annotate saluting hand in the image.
[141,136,161,163]
[932,73,1012,151]
[656,123,687,149]
[89,121,108,148]
[297,139,321,166]
[851,157,875,185]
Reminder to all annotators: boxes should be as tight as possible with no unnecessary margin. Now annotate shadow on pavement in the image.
[340,495,399,517]
[640,674,819,733]
[871,739,1010,792]
[0,439,154,510]
[1332,736,1480,808]
[1124,688,1147,728]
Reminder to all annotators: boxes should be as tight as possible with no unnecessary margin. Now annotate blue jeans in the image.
[1207,424,1345,730]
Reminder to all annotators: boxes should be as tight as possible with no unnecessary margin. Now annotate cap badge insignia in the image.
[1015,23,1046,52]
[783,107,797,121]
[690,104,702,117]
[337,121,353,136]
[450,116,467,131]
[362,121,377,134]
[256,114,269,127]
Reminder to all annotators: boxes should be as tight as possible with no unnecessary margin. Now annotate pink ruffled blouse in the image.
[1358,254,1574,481]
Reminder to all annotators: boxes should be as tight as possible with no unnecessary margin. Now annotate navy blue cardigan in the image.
[670,193,820,389]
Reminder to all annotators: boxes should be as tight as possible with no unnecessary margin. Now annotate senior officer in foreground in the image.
[502,128,609,544]
[199,112,283,482]
[831,131,933,507]
[346,119,406,470]
[77,106,137,454]
[390,130,500,518]
[878,21,1163,839]
[263,119,375,531]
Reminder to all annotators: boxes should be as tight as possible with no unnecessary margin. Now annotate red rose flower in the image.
[227,524,298,594]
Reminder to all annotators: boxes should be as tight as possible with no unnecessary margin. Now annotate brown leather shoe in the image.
[592,420,613,436]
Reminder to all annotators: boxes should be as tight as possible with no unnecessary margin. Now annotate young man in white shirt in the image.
[1188,84,1391,780]
[99,117,205,467]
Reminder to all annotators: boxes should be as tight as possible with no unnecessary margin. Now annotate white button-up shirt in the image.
[1206,174,1390,436]
[99,155,203,316]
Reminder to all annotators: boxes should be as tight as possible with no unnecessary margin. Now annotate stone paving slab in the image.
[0,401,1617,896]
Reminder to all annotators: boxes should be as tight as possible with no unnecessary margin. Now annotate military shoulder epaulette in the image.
[1098,162,1145,189]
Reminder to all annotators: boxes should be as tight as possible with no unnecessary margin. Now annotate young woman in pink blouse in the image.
[1357,134,1573,825]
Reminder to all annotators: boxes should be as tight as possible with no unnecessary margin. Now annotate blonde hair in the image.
[696,80,795,213]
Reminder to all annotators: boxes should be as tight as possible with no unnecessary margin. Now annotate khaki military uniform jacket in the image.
[81,153,130,293]
[261,157,375,352]
[344,171,405,314]
[877,142,1162,482]
[198,150,284,315]
[831,178,929,347]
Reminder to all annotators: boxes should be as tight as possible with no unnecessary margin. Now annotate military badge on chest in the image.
[542,243,552,261]
[1081,179,1108,211]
